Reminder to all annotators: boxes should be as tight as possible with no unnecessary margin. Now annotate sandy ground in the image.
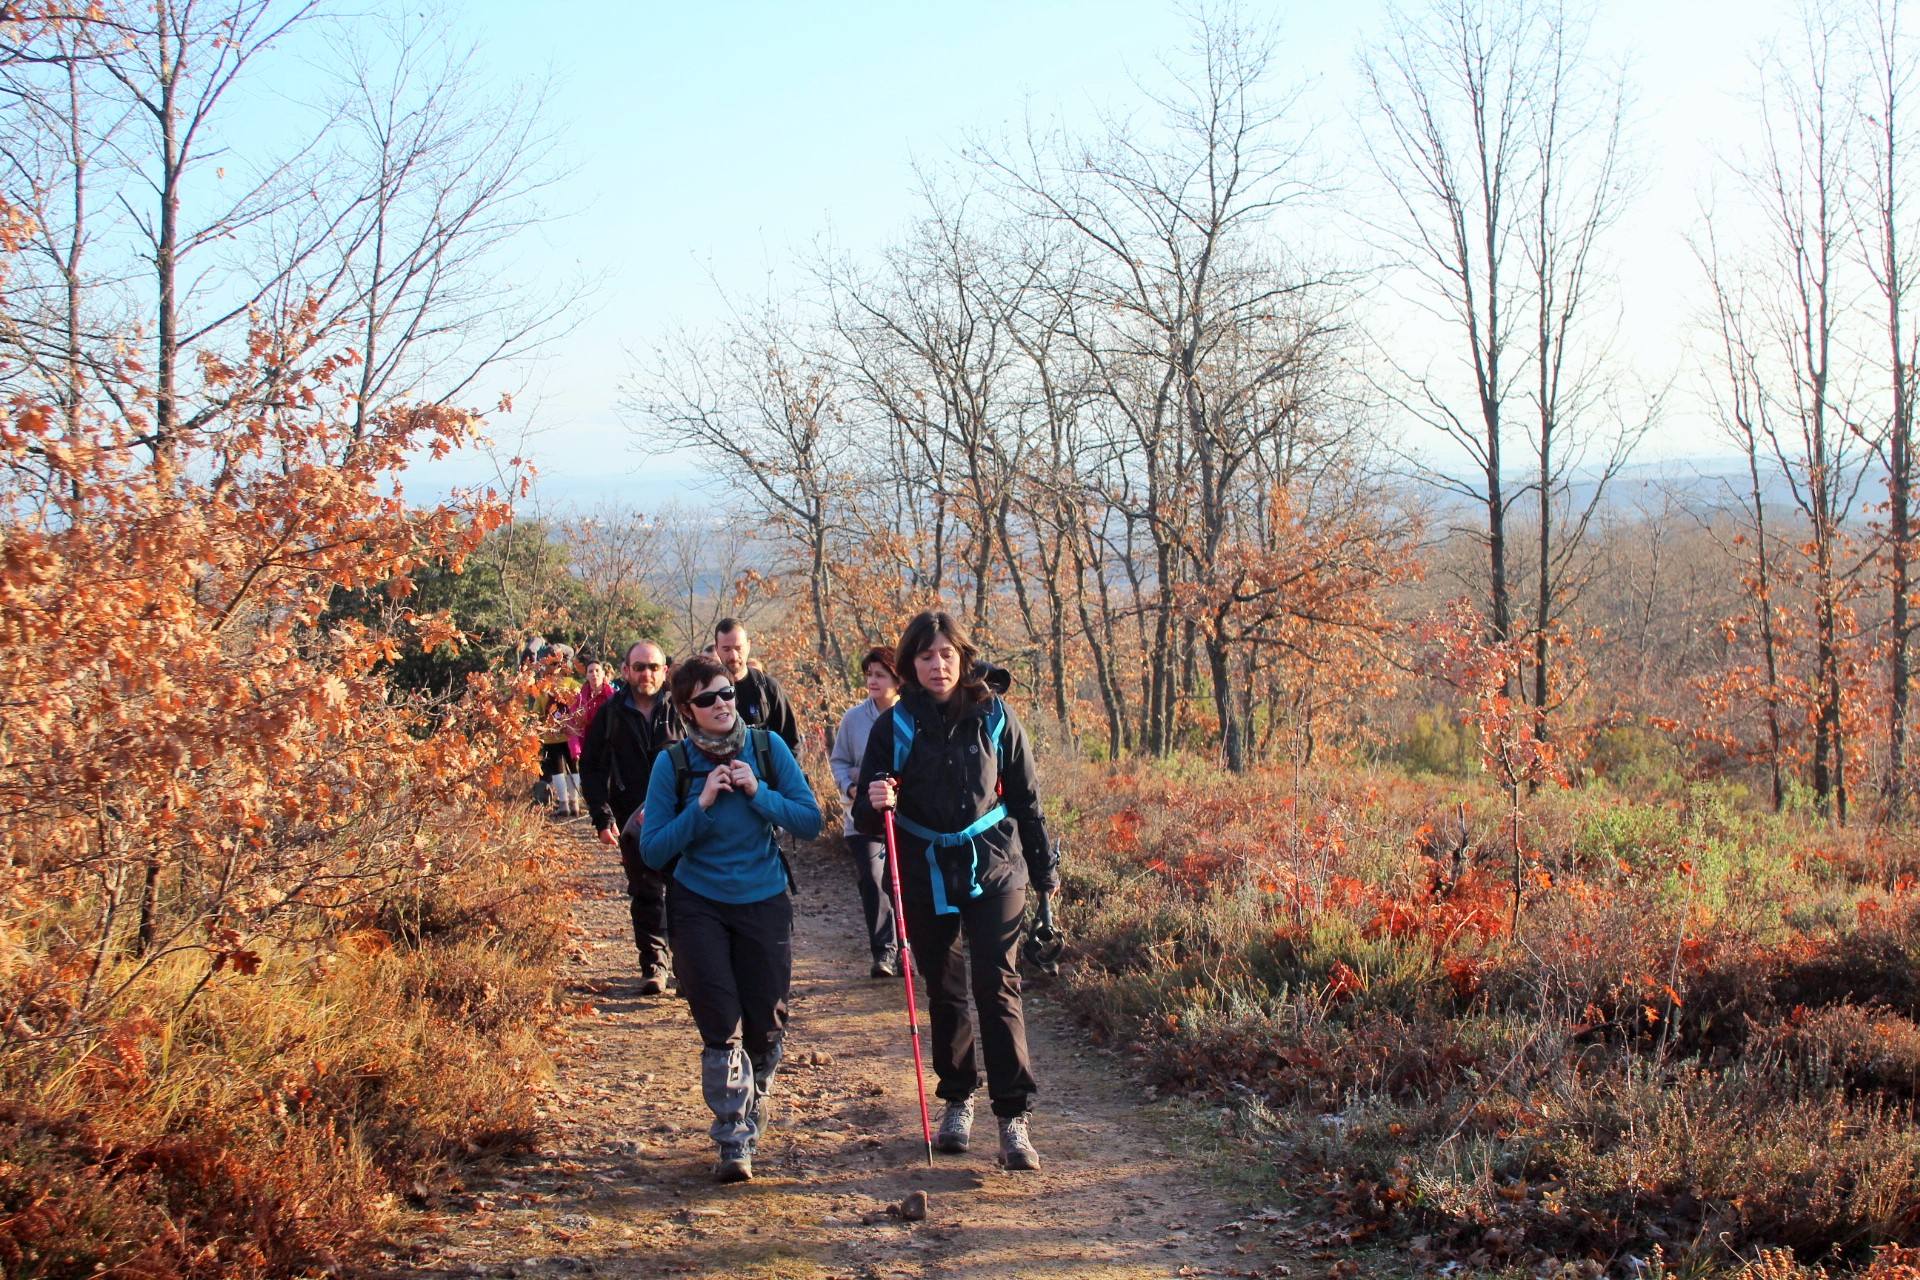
[376,821,1312,1280]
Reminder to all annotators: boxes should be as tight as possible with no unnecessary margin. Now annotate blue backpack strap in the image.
[891,703,915,774]
[891,698,1010,916]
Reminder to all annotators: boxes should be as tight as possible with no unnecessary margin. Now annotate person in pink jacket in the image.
[566,660,616,807]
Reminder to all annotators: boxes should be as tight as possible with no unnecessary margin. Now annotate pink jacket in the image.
[567,680,615,760]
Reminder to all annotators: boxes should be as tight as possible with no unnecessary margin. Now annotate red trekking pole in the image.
[879,782,935,1167]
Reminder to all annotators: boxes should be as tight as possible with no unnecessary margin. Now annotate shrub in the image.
[1041,753,1920,1276]
[1398,707,1476,777]
[1588,723,1686,793]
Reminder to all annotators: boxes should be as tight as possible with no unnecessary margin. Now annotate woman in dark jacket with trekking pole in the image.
[853,609,1058,1171]
[640,653,822,1183]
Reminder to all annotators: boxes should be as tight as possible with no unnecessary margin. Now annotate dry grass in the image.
[1042,755,1920,1277]
[0,805,574,1280]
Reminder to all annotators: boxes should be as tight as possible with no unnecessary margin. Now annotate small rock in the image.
[899,1190,929,1221]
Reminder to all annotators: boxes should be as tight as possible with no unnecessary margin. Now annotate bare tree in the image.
[630,302,855,679]
[646,502,759,660]
[313,15,579,442]
[557,503,665,661]
[1701,9,1875,820]
[979,5,1334,769]
[1700,218,1792,811]
[0,2,576,484]
[1364,0,1535,652]
[1855,0,1920,811]
[1363,0,1642,744]
[1515,3,1646,740]
[822,185,1029,639]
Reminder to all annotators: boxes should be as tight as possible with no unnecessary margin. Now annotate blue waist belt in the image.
[894,804,1007,915]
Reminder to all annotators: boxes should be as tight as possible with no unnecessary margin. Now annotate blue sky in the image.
[408,0,1784,510]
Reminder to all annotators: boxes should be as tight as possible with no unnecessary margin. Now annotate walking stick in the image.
[880,791,935,1167]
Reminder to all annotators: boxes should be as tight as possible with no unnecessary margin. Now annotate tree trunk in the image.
[1892,418,1911,811]
[1147,542,1175,755]
[1207,627,1244,772]
[153,9,182,485]
[1749,453,1787,813]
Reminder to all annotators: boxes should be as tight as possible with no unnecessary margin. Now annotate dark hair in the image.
[860,645,898,681]
[714,617,745,639]
[896,610,988,705]
[670,653,730,712]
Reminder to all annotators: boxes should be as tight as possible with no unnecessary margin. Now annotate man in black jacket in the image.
[713,618,800,750]
[580,640,682,994]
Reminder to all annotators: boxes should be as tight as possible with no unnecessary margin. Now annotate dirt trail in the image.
[384,823,1310,1280]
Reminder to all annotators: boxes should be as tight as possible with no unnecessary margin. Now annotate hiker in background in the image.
[535,644,582,817]
[713,618,800,751]
[640,653,821,1184]
[580,641,681,995]
[829,645,902,979]
[853,609,1058,1172]
[569,659,615,768]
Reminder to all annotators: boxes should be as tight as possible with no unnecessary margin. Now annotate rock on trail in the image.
[373,821,1313,1280]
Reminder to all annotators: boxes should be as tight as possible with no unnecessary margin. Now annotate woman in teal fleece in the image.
[640,653,821,1183]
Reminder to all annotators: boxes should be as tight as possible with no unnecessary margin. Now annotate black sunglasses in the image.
[628,661,665,672]
[688,685,737,709]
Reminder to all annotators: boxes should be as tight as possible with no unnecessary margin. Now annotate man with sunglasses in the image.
[581,639,683,994]
[713,618,800,751]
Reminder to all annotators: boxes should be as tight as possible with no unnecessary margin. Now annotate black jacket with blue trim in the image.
[851,688,1057,907]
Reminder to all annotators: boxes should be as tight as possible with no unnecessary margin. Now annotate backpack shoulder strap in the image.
[986,696,1009,795]
[891,703,916,774]
[667,741,693,803]
[750,727,773,781]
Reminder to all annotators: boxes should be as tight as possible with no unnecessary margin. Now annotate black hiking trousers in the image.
[902,888,1036,1119]
[667,881,794,1083]
[847,834,897,964]
[617,830,670,973]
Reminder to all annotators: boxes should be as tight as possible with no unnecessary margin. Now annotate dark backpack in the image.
[660,729,796,891]
[664,728,775,803]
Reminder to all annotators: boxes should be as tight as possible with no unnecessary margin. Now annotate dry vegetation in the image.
[0,814,574,1279]
[0,332,582,1275]
[1039,752,1920,1276]
[0,4,592,1272]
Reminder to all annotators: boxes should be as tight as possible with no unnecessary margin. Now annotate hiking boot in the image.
[934,1096,974,1154]
[869,955,899,979]
[715,1141,753,1183]
[637,967,668,997]
[998,1113,1040,1171]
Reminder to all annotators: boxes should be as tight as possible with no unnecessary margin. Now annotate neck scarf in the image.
[687,717,747,763]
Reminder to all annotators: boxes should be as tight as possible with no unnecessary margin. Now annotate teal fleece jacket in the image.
[638,733,822,904]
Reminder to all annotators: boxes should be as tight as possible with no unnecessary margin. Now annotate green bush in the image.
[1588,722,1685,793]
[1397,707,1475,777]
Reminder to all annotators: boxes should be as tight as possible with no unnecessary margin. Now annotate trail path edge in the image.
[380,824,1315,1280]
